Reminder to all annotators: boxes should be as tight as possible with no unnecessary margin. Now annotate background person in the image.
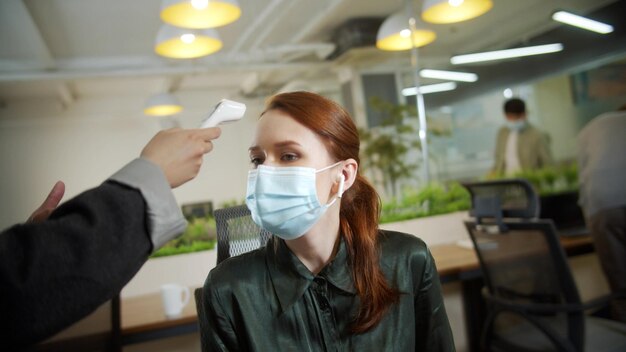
[577,105,626,323]
[199,92,454,351]
[1,127,221,348]
[492,98,553,175]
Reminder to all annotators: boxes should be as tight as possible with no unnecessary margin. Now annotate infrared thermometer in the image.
[200,99,246,128]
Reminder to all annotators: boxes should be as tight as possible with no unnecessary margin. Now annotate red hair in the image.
[263,91,399,333]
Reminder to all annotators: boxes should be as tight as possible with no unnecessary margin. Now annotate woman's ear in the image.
[337,158,358,194]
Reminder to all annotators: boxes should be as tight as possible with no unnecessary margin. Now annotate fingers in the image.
[195,127,222,141]
[28,181,66,223]
[40,181,65,211]
[143,127,221,188]
[193,128,218,154]
[204,141,214,154]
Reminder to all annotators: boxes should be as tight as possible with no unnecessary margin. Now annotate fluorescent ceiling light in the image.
[402,82,457,96]
[552,11,613,34]
[420,69,478,82]
[451,43,564,64]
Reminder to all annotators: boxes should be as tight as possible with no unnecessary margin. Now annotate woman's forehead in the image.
[252,110,325,150]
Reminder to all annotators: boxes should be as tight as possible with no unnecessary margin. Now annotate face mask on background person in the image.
[245,161,345,240]
[506,119,527,132]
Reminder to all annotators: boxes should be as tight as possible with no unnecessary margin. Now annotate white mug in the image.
[160,283,190,318]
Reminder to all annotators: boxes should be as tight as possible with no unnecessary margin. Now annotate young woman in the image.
[200,91,455,351]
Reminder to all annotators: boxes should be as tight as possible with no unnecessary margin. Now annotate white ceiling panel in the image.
[0,0,622,102]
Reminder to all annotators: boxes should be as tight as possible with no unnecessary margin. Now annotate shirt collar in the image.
[266,235,356,314]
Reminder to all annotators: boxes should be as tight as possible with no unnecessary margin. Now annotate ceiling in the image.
[0,0,624,104]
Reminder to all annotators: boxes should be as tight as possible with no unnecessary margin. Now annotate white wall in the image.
[533,75,580,162]
[0,70,589,229]
[0,92,263,229]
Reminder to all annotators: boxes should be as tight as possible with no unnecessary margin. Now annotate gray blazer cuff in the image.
[108,158,187,251]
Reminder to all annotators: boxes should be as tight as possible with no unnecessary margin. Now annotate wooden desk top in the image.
[121,234,594,335]
[121,289,200,335]
[432,234,594,279]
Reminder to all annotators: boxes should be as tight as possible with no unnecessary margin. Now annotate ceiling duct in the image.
[328,18,384,60]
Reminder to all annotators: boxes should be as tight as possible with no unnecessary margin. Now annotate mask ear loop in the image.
[325,174,346,207]
[337,174,345,198]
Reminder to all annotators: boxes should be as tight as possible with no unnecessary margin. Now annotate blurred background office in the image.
[1,0,625,351]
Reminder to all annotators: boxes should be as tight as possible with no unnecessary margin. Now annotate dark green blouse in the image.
[200,230,455,351]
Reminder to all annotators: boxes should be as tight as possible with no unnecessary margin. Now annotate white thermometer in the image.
[200,99,246,128]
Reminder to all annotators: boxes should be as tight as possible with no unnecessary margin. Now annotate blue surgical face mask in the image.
[245,161,345,240]
[506,119,526,132]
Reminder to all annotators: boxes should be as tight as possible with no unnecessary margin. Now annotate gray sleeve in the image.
[108,158,187,251]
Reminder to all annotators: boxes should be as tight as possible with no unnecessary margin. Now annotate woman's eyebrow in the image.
[249,141,302,152]
[274,140,302,148]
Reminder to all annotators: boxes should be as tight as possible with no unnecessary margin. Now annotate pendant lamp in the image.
[422,0,493,24]
[376,12,436,51]
[144,93,183,116]
[155,24,222,59]
[160,0,242,29]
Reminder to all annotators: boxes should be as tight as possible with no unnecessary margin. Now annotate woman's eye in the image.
[250,156,264,166]
[281,153,299,162]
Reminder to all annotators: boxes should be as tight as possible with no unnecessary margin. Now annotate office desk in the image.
[119,235,594,349]
[121,290,200,345]
[432,234,593,281]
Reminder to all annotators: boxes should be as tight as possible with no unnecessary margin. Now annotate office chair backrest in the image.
[462,178,540,225]
[461,178,586,350]
[465,220,585,349]
[213,204,272,265]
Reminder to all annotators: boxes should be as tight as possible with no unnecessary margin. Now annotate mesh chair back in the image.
[465,220,585,350]
[462,179,540,221]
[213,205,272,265]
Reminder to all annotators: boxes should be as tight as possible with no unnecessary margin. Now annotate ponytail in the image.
[340,174,400,333]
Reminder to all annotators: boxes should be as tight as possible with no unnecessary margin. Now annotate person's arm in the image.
[109,157,187,250]
[414,248,456,352]
[537,131,554,168]
[200,272,240,352]
[491,127,506,176]
[0,127,221,347]
[0,181,152,347]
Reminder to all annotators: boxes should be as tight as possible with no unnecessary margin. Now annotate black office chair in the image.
[195,204,272,351]
[213,204,273,265]
[463,179,626,352]
[463,178,540,226]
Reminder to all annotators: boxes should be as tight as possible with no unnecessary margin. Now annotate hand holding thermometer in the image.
[200,99,246,128]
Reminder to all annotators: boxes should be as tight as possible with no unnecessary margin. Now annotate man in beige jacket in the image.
[492,98,553,175]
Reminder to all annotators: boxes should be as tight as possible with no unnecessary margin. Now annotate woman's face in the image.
[249,109,340,204]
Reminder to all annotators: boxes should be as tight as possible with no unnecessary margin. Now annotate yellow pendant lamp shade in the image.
[155,24,222,59]
[376,12,436,51]
[160,0,242,29]
[144,93,183,116]
[422,0,493,24]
